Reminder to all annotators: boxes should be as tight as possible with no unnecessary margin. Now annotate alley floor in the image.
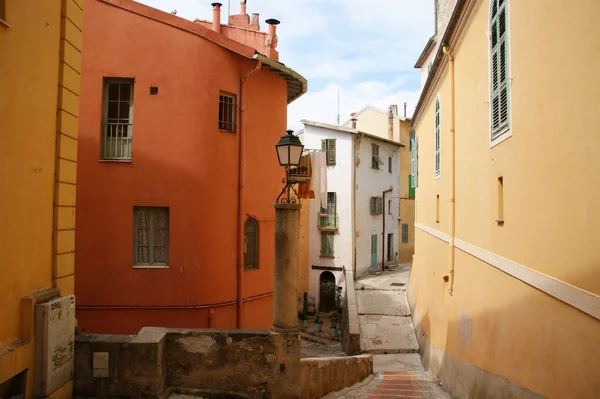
[325,264,452,399]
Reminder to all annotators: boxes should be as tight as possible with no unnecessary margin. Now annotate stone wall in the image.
[300,355,373,399]
[341,268,361,355]
[74,327,289,399]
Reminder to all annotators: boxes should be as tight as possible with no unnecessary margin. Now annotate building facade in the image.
[298,121,401,312]
[344,106,415,262]
[409,1,600,398]
[0,1,83,398]
[75,0,306,334]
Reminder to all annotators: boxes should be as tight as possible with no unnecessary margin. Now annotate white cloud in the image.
[135,0,433,130]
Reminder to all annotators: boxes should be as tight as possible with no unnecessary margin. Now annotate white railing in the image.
[102,123,132,161]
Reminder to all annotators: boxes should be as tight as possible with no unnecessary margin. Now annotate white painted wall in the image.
[355,135,401,277]
[301,124,353,307]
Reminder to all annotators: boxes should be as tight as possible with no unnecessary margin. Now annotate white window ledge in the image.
[490,130,512,148]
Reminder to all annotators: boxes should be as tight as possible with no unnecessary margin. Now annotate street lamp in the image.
[275,130,304,203]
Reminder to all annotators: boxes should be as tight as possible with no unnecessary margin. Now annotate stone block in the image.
[60,42,81,75]
[58,87,79,117]
[61,17,82,51]
[55,275,75,296]
[54,230,75,254]
[62,0,83,31]
[57,111,79,140]
[56,159,77,185]
[57,133,78,163]
[54,252,75,279]
[54,206,75,231]
[55,182,76,207]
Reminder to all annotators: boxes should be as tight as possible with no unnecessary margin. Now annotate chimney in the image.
[211,2,222,34]
[388,105,397,140]
[350,113,357,129]
[403,102,407,119]
[265,18,280,49]
[240,0,247,15]
[251,13,259,25]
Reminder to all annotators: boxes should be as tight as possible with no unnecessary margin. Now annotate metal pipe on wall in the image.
[382,187,393,271]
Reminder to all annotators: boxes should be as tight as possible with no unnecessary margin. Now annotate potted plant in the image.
[313,312,322,332]
[329,309,341,337]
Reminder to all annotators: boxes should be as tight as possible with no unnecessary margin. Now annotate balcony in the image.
[318,213,339,230]
[289,153,311,182]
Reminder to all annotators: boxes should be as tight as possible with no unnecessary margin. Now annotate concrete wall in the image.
[341,269,361,356]
[302,125,354,307]
[300,355,373,399]
[75,0,289,333]
[410,1,600,398]
[74,328,296,399]
[355,135,400,276]
[0,1,83,398]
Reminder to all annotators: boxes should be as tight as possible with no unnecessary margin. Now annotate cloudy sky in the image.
[137,0,434,130]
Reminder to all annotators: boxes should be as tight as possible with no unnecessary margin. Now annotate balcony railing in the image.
[318,213,339,230]
[101,123,132,161]
[289,153,311,181]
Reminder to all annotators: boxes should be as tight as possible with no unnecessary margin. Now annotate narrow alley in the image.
[328,265,451,399]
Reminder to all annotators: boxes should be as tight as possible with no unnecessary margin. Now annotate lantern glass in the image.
[275,130,304,167]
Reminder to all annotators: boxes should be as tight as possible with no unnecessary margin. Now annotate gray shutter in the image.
[491,1,509,137]
[321,139,326,151]
[327,139,336,165]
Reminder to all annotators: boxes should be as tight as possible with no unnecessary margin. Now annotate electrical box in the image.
[34,295,75,397]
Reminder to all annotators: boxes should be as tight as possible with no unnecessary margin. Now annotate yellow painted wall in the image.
[0,0,82,396]
[410,1,600,398]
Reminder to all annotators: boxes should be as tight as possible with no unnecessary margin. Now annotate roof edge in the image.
[301,120,404,147]
[255,54,308,104]
[414,36,435,68]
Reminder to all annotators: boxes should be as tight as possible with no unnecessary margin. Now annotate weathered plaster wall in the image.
[410,1,600,398]
[300,355,373,399]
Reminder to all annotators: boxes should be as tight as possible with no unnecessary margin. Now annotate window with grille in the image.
[102,79,134,160]
[388,156,392,173]
[321,139,336,165]
[370,197,383,215]
[244,217,259,270]
[218,93,236,132]
[490,0,510,139]
[320,232,334,257]
[434,97,440,176]
[372,144,383,169]
[402,224,409,243]
[134,207,169,267]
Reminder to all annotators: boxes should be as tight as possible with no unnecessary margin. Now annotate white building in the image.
[299,120,402,312]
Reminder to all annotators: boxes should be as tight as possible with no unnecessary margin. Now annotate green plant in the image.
[321,281,343,312]
[329,310,342,329]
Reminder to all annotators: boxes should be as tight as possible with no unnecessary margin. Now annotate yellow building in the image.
[0,1,82,398]
[344,106,415,263]
[409,1,600,398]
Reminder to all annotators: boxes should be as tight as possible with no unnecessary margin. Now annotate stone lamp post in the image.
[271,130,303,398]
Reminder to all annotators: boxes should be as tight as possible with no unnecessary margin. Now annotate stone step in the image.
[356,290,412,317]
[359,315,419,354]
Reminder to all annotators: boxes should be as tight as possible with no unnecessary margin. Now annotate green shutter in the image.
[320,232,334,256]
[491,0,510,138]
[326,139,336,165]
[409,175,415,199]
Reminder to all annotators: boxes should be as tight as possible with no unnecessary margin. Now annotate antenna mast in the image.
[337,89,340,126]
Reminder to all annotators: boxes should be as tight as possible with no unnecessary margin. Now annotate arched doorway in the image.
[319,272,336,313]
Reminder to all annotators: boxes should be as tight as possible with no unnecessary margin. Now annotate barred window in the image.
[102,79,134,160]
[244,218,259,270]
[134,207,169,267]
[219,93,236,132]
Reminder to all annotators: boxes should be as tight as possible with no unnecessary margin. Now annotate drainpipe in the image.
[381,187,393,271]
[352,136,358,278]
[237,60,262,328]
[443,45,456,295]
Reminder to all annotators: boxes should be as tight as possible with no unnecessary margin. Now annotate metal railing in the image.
[318,213,339,230]
[101,123,133,161]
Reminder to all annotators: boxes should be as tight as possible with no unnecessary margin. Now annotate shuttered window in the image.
[134,207,169,267]
[410,131,417,196]
[244,218,259,270]
[320,232,334,257]
[434,97,440,177]
[372,144,383,169]
[370,197,383,215]
[322,139,337,165]
[490,0,510,139]
[402,224,409,243]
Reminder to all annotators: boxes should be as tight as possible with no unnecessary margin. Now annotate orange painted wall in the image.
[75,0,287,334]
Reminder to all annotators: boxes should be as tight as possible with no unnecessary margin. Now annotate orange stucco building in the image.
[75,0,306,334]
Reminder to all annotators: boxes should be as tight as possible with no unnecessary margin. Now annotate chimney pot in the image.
[403,102,407,119]
[251,13,259,25]
[212,2,222,33]
[351,117,357,129]
[240,0,247,15]
[265,19,280,49]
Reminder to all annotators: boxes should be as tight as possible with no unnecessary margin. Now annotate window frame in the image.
[320,231,335,257]
[489,0,512,146]
[388,156,392,173]
[218,92,237,133]
[402,224,409,243]
[133,206,169,268]
[371,143,383,170]
[434,95,441,178]
[101,78,134,161]
[244,217,259,270]
[370,196,383,215]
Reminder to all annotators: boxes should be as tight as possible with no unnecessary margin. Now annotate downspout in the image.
[381,187,393,271]
[443,45,456,295]
[352,136,358,279]
[237,60,262,328]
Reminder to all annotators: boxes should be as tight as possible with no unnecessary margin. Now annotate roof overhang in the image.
[301,120,404,147]
[254,54,307,104]
[414,36,435,68]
